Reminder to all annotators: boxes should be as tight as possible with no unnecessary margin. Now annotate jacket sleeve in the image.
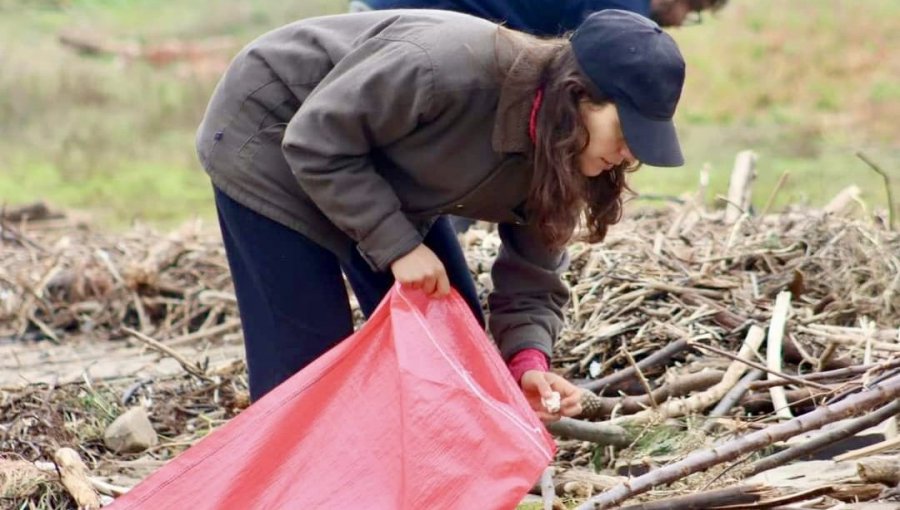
[488,222,570,361]
[282,39,436,271]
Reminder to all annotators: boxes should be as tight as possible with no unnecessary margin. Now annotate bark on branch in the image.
[748,398,900,475]
[546,418,631,447]
[580,339,690,393]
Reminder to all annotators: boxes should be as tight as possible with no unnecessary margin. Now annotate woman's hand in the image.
[390,244,450,297]
[520,370,583,423]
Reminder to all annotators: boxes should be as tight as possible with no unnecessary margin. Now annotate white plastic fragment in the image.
[542,392,561,414]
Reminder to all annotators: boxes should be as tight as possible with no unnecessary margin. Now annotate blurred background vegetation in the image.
[0,0,897,228]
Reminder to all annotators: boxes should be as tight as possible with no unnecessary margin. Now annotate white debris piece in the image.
[542,391,561,414]
[589,361,602,378]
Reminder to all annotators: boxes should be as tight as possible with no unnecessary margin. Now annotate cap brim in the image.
[617,102,684,167]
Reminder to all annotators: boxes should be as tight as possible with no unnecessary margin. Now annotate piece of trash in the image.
[542,391,561,413]
[589,361,602,378]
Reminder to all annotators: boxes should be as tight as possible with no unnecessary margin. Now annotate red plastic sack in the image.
[109,285,555,510]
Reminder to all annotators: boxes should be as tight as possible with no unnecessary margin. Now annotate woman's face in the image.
[577,102,636,178]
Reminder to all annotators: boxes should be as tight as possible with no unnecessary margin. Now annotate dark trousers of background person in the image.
[213,187,485,401]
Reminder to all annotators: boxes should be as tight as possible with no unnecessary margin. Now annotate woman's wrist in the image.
[507,348,550,384]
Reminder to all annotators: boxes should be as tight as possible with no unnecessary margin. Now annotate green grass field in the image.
[0,0,897,228]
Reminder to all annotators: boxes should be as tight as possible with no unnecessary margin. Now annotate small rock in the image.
[103,407,158,453]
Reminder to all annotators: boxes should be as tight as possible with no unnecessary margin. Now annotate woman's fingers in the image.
[541,373,583,417]
[559,387,582,407]
[421,274,437,295]
[538,411,560,423]
[561,399,583,417]
[435,270,451,297]
[390,245,449,298]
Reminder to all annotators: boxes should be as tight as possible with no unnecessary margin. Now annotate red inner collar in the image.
[528,88,543,144]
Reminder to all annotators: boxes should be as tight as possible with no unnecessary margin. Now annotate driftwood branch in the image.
[34,461,131,497]
[541,467,556,510]
[690,341,831,391]
[740,386,829,415]
[749,357,900,390]
[580,370,723,420]
[701,368,764,433]
[768,291,794,420]
[54,448,101,510]
[580,339,690,392]
[122,327,211,381]
[612,326,765,425]
[748,398,900,475]
[573,373,900,509]
[546,418,631,447]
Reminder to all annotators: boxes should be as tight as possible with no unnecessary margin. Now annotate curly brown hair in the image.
[499,29,638,250]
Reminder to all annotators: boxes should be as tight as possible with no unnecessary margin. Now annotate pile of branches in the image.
[2,194,900,508]
[463,197,900,508]
[0,205,239,347]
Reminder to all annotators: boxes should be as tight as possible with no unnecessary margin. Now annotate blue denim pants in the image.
[214,187,484,400]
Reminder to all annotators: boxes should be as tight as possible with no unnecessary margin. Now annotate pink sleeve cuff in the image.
[507,348,550,384]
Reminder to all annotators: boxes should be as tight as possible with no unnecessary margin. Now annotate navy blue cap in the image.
[570,10,686,167]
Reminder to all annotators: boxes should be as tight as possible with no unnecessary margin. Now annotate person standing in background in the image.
[349,0,729,32]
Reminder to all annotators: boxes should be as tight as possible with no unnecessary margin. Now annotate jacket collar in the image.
[492,42,552,155]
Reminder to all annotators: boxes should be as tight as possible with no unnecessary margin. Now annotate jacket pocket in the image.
[236,123,290,172]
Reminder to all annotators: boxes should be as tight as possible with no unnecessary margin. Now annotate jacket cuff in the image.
[356,210,423,272]
[498,324,553,361]
[507,348,550,384]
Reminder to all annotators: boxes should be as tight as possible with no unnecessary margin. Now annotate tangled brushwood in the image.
[1,197,898,509]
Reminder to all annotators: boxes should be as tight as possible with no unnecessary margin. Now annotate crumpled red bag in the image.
[109,285,555,509]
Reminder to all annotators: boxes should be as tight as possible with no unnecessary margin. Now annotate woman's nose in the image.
[619,144,636,165]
